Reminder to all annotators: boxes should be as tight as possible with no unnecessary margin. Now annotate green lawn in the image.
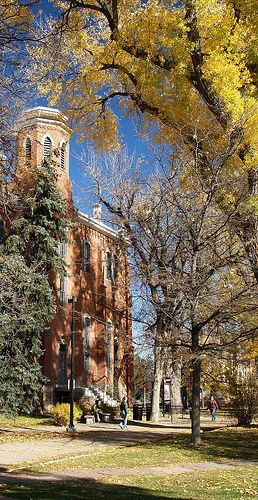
[0,467,257,499]
[21,428,257,473]
[0,414,51,428]
[0,420,257,499]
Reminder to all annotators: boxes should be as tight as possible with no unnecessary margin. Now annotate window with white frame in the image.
[60,277,67,306]
[82,241,90,273]
[105,251,119,281]
[84,316,91,371]
[60,142,66,170]
[60,241,67,260]
[43,136,52,159]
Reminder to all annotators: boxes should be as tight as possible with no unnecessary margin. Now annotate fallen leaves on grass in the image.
[0,430,64,444]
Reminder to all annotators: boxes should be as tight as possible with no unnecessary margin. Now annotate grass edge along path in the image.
[0,464,257,499]
[5,427,257,474]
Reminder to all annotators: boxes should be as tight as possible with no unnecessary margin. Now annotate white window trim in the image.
[42,134,54,160]
[60,141,66,170]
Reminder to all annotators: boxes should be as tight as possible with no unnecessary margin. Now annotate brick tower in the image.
[15,107,133,410]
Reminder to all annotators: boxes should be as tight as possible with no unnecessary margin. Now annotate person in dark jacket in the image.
[208,395,219,421]
[93,400,100,423]
[119,396,128,429]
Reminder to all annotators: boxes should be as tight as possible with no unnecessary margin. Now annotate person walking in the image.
[208,395,219,421]
[93,400,101,423]
[119,396,128,429]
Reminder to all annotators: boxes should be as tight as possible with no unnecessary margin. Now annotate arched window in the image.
[105,251,112,280]
[82,241,90,273]
[60,142,66,170]
[43,136,52,159]
[84,316,91,371]
[25,137,32,162]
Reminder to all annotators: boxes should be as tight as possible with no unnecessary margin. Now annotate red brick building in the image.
[15,107,133,409]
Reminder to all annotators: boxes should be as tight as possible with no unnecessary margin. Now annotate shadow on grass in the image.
[0,477,188,500]
[201,428,258,460]
[67,426,258,462]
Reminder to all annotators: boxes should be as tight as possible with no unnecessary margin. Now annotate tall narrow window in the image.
[106,320,113,372]
[84,316,91,371]
[60,277,66,306]
[114,322,119,377]
[25,137,32,162]
[105,251,112,280]
[60,241,67,260]
[113,254,119,281]
[43,136,52,159]
[82,241,90,273]
[60,142,66,170]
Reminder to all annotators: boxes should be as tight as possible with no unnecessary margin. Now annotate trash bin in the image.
[133,404,143,420]
[146,403,152,421]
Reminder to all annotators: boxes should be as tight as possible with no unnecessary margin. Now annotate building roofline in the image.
[77,210,118,240]
[16,107,74,137]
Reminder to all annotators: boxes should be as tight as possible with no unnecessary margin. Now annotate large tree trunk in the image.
[191,328,201,446]
[171,355,182,408]
[191,356,201,445]
[150,342,163,422]
[164,351,182,408]
[239,168,258,283]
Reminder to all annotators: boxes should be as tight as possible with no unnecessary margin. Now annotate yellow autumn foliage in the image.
[28,0,258,245]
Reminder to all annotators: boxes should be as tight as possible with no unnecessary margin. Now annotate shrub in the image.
[228,373,258,427]
[78,398,94,417]
[50,403,81,426]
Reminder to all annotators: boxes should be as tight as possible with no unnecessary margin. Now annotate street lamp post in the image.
[68,295,77,432]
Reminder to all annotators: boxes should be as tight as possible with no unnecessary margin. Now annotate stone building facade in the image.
[15,107,133,408]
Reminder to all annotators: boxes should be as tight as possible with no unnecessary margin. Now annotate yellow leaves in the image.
[86,109,120,152]
[0,0,33,29]
[30,0,258,177]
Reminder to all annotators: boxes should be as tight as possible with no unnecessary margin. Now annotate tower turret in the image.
[16,106,74,200]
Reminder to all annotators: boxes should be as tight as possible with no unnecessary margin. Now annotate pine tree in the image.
[0,161,70,417]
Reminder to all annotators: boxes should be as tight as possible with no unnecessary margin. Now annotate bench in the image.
[81,414,95,424]
[100,413,112,423]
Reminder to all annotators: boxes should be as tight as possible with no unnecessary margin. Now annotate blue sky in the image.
[31,1,155,214]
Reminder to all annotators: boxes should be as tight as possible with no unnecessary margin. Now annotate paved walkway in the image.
[1,417,256,487]
[0,459,257,485]
[0,417,230,466]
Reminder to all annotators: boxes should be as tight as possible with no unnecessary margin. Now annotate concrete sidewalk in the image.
[0,416,233,467]
[0,423,179,466]
[0,459,257,485]
[0,419,257,491]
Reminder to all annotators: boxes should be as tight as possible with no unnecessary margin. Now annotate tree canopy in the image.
[30,0,258,284]
[0,161,70,417]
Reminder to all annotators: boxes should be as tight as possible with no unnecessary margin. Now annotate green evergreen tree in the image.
[0,161,70,417]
